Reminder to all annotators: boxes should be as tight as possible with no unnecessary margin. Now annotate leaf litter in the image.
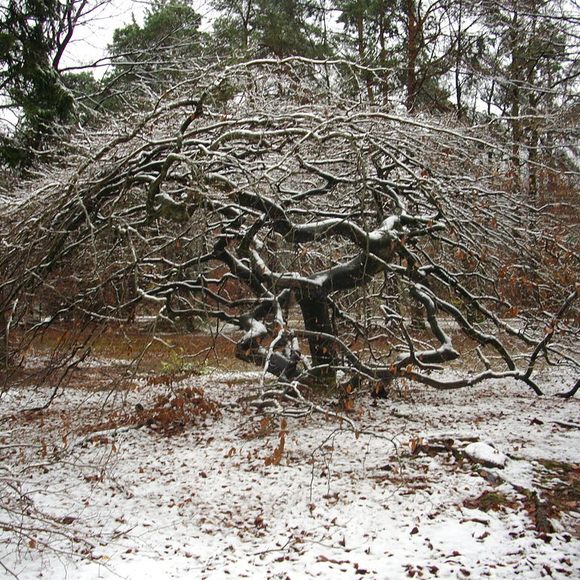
[0,366,578,579]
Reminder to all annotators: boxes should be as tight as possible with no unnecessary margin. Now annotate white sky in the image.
[61,0,145,71]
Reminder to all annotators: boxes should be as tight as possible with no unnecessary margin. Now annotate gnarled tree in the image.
[0,59,578,398]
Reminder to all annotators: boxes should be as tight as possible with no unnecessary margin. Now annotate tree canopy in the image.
[0,0,74,158]
[110,0,205,63]
[1,58,577,399]
[0,0,578,400]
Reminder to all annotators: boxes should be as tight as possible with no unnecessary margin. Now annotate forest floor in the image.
[0,347,579,579]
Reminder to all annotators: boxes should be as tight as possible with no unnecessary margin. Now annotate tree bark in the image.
[356,12,374,103]
[405,0,419,111]
[0,287,9,370]
[299,293,337,385]
[508,9,523,188]
[0,309,6,369]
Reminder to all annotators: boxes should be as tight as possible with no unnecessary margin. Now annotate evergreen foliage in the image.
[0,0,577,187]
[0,0,75,163]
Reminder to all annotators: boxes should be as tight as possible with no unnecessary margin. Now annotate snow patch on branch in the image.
[241,318,268,341]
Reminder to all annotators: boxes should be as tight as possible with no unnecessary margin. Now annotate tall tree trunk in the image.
[527,105,539,196]
[378,9,388,98]
[524,11,540,196]
[0,289,8,370]
[0,314,6,370]
[508,9,523,189]
[455,0,464,119]
[356,12,374,103]
[242,0,253,49]
[405,0,419,111]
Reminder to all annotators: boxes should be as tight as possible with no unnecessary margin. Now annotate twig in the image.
[0,559,19,579]
[253,535,294,556]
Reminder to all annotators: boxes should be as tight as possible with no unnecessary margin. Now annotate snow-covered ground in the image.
[1,367,578,579]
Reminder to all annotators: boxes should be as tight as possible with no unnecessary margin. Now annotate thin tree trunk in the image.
[508,9,523,188]
[0,310,6,369]
[406,0,419,111]
[356,13,374,103]
[0,288,9,369]
[242,0,253,49]
[455,0,463,119]
[378,10,388,99]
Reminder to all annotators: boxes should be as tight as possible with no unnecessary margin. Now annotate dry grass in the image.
[2,323,253,394]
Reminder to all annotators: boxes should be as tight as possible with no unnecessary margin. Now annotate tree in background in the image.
[106,0,206,106]
[1,0,73,161]
[255,0,326,57]
[334,0,396,101]
[211,0,257,53]
[478,0,578,195]
[399,0,464,112]
[443,0,488,120]
[0,0,110,165]
[212,0,328,58]
[110,0,205,62]
[332,0,457,110]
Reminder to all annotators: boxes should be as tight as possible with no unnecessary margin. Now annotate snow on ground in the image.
[1,366,579,579]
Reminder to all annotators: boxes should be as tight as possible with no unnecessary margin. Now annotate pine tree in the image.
[212,0,327,58]
[0,0,75,160]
